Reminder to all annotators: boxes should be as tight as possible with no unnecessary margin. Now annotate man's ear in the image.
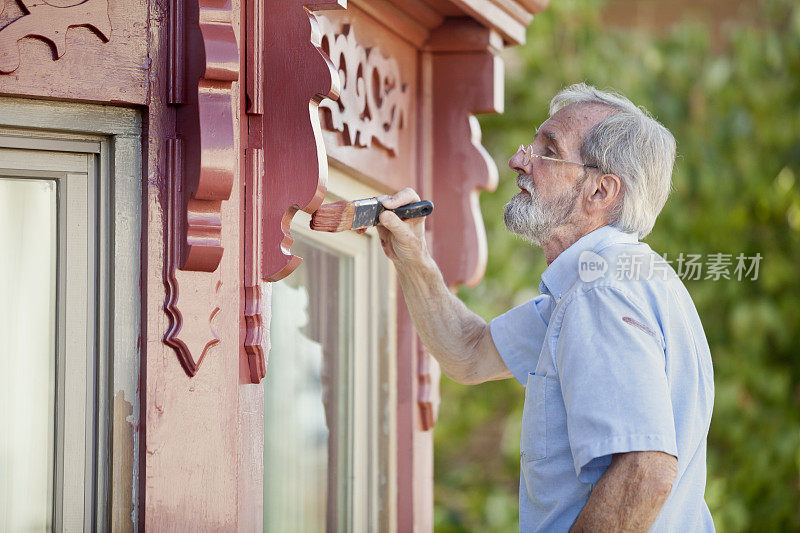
[589,173,622,208]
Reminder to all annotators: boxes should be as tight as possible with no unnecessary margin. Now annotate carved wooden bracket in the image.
[317,15,409,155]
[0,0,111,74]
[255,0,343,284]
[163,0,239,376]
[164,138,223,375]
[170,0,238,271]
[416,19,505,428]
[428,19,504,290]
[242,0,345,383]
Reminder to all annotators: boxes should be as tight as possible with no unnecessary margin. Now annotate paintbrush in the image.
[310,198,434,232]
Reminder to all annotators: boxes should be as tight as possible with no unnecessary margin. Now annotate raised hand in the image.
[372,187,431,268]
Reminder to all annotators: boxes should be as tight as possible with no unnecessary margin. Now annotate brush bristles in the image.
[310,201,356,232]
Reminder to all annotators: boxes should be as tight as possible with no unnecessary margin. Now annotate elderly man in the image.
[375,83,715,531]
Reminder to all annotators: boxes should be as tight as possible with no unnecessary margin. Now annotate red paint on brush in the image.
[309,201,356,232]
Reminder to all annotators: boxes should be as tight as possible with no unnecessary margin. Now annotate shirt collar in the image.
[538,225,638,300]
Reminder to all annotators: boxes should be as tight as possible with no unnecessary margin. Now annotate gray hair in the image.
[549,83,676,239]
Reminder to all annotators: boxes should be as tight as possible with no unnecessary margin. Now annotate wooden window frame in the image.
[267,165,398,532]
[0,144,99,531]
[0,97,142,531]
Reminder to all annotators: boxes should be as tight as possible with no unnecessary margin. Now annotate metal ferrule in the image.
[351,197,385,229]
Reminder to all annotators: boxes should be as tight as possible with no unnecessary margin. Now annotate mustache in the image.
[516,174,535,193]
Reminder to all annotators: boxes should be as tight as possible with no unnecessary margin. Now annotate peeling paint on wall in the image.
[113,391,135,532]
[109,129,143,530]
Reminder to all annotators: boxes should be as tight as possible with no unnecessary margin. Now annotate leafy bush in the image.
[435,1,800,531]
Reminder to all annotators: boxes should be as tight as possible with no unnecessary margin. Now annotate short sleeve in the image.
[489,294,551,386]
[555,286,677,483]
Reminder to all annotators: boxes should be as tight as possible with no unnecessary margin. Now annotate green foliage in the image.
[434,1,800,531]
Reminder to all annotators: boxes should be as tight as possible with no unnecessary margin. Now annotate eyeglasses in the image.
[518,144,598,169]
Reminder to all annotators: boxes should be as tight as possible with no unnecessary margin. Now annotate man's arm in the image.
[570,451,678,533]
[374,188,512,385]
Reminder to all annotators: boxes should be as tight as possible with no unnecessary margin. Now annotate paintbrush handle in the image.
[392,200,434,220]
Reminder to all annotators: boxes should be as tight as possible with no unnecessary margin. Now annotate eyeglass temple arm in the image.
[520,144,599,169]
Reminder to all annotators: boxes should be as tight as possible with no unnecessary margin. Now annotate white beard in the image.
[503,177,583,246]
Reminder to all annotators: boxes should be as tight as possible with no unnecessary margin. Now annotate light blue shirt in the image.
[490,225,715,532]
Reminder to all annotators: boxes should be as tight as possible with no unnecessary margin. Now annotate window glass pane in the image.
[0,177,57,531]
[264,238,353,532]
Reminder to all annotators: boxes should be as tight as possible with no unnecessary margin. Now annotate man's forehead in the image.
[536,104,616,141]
[534,115,577,147]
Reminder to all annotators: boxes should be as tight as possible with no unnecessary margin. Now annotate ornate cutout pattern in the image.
[0,0,111,74]
[317,15,408,155]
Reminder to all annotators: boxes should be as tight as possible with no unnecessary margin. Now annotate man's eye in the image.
[545,147,556,156]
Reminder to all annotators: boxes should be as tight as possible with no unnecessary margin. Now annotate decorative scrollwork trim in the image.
[317,15,409,155]
[258,0,344,283]
[163,138,222,376]
[164,0,239,377]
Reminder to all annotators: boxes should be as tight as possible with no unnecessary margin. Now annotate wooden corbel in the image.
[416,19,504,428]
[427,19,504,290]
[163,0,239,376]
[256,0,344,283]
[242,0,345,383]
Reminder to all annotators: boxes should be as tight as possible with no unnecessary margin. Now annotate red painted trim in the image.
[417,339,441,431]
[164,0,240,376]
[168,0,185,104]
[429,20,503,289]
[240,0,344,381]
[396,294,418,531]
[257,0,344,283]
[243,147,266,382]
[163,137,222,376]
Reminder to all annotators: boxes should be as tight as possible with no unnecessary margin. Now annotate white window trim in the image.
[274,165,398,532]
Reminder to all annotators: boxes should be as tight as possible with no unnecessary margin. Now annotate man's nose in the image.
[509,144,528,174]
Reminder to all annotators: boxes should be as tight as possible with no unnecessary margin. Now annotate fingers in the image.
[375,225,397,260]
[380,210,425,245]
[378,187,421,209]
[375,208,429,265]
[378,210,413,235]
[376,224,391,242]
